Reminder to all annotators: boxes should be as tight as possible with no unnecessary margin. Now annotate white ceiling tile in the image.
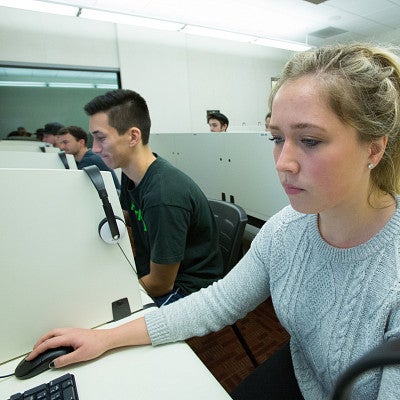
[6,0,400,44]
[326,0,395,15]
[364,6,400,29]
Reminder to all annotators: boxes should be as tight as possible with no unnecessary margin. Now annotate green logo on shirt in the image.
[131,202,147,232]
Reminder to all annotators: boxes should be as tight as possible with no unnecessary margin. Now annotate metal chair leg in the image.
[231,323,259,368]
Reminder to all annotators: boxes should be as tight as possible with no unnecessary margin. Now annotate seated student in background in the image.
[41,122,64,147]
[208,112,229,132]
[83,89,223,306]
[16,126,32,137]
[7,126,32,138]
[28,42,400,400]
[57,125,120,191]
[35,128,44,141]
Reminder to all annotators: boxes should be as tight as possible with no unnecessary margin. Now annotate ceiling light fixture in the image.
[96,83,119,89]
[0,81,47,87]
[253,37,313,52]
[48,82,95,88]
[0,0,79,16]
[0,2,313,52]
[79,8,185,31]
[79,11,312,51]
[181,25,257,43]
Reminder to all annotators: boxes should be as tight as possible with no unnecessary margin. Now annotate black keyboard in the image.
[8,373,79,400]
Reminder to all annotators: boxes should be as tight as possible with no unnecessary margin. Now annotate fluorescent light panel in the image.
[253,38,313,52]
[79,9,184,31]
[0,81,119,88]
[182,25,257,43]
[0,0,78,16]
[49,82,119,89]
[96,83,119,89]
[77,10,313,51]
[0,1,312,51]
[0,81,47,87]
[48,82,94,88]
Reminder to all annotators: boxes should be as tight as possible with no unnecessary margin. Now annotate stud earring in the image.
[368,163,374,170]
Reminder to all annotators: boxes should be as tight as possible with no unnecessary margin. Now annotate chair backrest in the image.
[208,199,248,275]
[332,338,400,400]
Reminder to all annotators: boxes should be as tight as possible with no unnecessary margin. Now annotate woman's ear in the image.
[368,135,388,167]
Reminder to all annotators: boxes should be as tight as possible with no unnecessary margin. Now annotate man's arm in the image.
[140,261,180,297]
[122,209,131,226]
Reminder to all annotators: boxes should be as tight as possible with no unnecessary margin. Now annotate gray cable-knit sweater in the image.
[145,203,400,399]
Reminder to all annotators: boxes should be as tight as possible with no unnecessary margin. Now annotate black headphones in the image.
[58,151,70,169]
[83,165,126,244]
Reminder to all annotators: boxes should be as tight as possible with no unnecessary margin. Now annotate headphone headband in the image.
[83,165,121,241]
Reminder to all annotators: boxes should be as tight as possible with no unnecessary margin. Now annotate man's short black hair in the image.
[57,126,88,146]
[84,89,152,145]
[44,122,64,134]
[207,112,229,127]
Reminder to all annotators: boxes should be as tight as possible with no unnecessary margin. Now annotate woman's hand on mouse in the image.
[26,327,114,368]
[26,317,151,368]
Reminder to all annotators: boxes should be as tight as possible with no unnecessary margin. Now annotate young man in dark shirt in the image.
[84,89,224,306]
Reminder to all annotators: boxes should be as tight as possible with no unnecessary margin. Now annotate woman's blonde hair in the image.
[270,43,400,195]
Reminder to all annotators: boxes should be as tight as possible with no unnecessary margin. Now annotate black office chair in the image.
[331,338,400,399]
[208,198,259,368]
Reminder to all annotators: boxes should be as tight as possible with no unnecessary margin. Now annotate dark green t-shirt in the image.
[120,156,223,295]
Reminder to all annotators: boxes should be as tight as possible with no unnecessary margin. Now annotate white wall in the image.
[0,8,119,68]
[0,6,290,134]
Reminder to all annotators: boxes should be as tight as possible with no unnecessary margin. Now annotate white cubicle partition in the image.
[150,132,289,221]
[0,140,59,153]
[0,168,142,364]
[0,150,77,169]
[0,139,44,147]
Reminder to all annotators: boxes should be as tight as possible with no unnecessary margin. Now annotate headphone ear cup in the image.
[98,216,126,244]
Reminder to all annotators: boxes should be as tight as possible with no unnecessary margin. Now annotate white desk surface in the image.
[0,303,232,399]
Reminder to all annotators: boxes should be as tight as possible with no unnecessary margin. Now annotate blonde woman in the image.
[29,43,400,399]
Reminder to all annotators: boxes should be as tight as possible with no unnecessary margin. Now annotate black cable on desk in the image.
[0,372,14,378]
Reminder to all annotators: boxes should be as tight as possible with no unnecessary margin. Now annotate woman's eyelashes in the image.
[268,135,321,148]
[301,138,321,147]
[269,135,286,145]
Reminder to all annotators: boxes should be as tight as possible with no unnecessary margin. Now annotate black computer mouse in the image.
[15,346,74,380]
